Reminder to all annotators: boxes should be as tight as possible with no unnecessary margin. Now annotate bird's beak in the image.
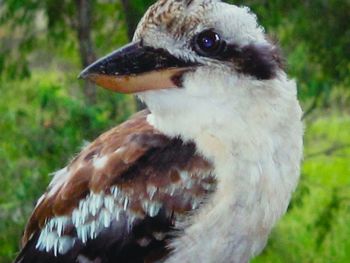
[79,41,198,94]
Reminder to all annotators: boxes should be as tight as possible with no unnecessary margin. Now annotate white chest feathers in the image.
[144,72,303,262]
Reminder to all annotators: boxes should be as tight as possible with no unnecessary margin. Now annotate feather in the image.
[15,110,215,263]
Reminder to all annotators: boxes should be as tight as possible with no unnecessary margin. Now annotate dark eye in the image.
[193,30,224,57]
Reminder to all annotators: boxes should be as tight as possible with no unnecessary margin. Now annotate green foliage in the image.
[0,0,128,79]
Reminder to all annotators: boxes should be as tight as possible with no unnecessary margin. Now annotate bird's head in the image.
[81,0,297,140]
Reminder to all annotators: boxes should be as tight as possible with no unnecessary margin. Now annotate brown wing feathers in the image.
[16,110,215,263]
[22,111,155,244]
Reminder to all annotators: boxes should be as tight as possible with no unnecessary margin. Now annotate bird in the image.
[15,0,303,262]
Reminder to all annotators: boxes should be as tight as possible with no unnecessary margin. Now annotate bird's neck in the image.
[166,125,301,262]
[148,108,301,262]
[143,76,303,262]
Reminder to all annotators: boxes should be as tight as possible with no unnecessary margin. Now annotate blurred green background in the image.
[0,0,349,262]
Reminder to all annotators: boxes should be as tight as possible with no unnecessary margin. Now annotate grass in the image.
[0,73,350,262]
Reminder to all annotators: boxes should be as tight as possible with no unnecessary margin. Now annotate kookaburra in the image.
[15,0,303,262]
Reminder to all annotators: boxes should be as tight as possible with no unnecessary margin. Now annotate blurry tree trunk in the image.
[120,0,146,110]
[76,0,97,105]
[120,0,139,40]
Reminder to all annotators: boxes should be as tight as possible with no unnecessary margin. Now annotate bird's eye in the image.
[193,30,223,57]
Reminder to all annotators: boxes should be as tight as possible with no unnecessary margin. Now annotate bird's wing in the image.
[15,110,215,263]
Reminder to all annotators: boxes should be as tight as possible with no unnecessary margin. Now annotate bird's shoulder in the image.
[17,110,215,263]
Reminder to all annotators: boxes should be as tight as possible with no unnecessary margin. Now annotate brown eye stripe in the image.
[213,42,284,80]
[236,44,283,80]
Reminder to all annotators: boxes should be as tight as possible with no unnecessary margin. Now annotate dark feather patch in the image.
[14,210,174,263]
[220,43,284,80]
